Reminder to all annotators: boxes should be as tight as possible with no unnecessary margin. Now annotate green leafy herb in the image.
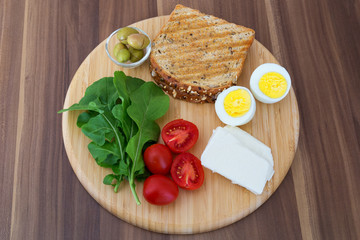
[58,71,169,205]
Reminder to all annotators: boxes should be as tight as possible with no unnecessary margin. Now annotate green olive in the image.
[127,34,150,50]
[113,43,126,57]
[115,48,130,63]
[128,47,144,62]
[120,40,128,45]
[116,27,139,41]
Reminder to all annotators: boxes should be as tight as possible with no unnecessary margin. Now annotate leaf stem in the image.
[129,179,141,205]
[101,113,124,161]
[129,108,148,184]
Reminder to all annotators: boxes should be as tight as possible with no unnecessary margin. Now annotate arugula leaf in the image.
[77,111,98,128]
[113,71,145,100]
[103,174,117,185]
[112,158,130,176]
[134,168,151,181]
[112,72,144,141]
[112,105,134,141]
[88,141,121,167]
[125,82,169,204]
[113,71,131,107]
[58,71,169,205]
[80,110,119,145]
[125,77,146,94]
[58,77,118,113]
[103,174,124,193]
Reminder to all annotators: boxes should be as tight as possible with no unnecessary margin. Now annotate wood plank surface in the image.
[61,16,299,234]
[0,0,359,239]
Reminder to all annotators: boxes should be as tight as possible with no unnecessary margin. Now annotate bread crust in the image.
[149,62,230,103]
[149,4,254,104]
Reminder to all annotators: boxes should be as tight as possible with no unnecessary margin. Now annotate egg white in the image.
[215,86,256,126]
[250,63,291,104]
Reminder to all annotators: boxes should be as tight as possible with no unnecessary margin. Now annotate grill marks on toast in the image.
[149,4,255,103]
[164,18,224,32]
[154,43,249,61]
[158,23,252,44]
[155,32,253,50]
[154,43,249,85]
[155,58,239,83]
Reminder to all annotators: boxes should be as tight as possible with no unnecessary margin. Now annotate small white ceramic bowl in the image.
[105,27,151,68]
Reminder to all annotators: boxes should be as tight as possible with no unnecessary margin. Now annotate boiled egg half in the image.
[250,63,291,104]
[215,86,256,126]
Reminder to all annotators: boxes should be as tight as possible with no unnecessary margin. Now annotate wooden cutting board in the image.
[61,16,300,234]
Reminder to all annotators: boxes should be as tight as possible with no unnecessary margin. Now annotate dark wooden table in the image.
[1,0,359,239]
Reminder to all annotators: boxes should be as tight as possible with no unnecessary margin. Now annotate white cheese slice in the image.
[201,127,272,195]
[223,125,274,180]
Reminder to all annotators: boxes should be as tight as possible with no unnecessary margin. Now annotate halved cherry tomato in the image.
[143,175,179,205]
[161,119,199,153]
[143,144,173,175]
[170,152,204,190]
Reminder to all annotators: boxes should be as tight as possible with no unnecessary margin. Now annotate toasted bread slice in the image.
[149,4,255,103]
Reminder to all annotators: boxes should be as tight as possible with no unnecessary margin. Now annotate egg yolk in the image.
[259,72,287,98]
[224,89,251,117]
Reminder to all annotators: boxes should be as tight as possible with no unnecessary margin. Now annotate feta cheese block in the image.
[223,125,274,180]
[201,126,274,195]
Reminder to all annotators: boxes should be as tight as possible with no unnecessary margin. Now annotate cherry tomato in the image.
[161,119,199,153]
[143,175,179,205]
[170,152,204,190]
[143,144,173,175]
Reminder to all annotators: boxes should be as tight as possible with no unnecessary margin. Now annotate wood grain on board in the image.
[1,0,359,239]
[61,16,299,234]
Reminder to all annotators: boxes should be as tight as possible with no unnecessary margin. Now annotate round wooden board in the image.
[62,16,300,234]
